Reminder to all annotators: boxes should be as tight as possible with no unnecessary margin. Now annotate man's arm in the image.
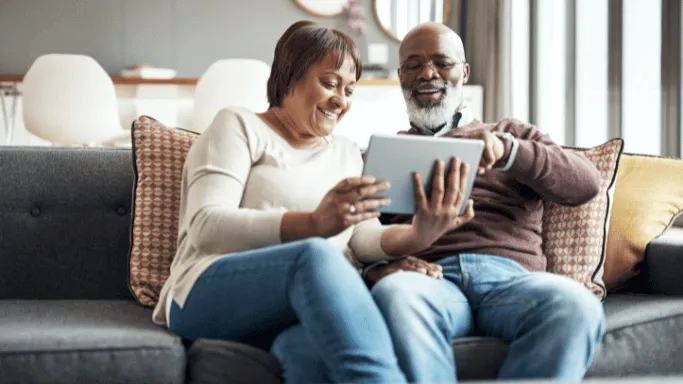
[498,118,601,206]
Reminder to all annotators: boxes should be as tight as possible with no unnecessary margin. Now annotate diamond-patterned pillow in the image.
[542,138,624,299]
[129,116,199,307]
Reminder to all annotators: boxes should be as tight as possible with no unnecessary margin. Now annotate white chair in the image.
[191,58,271,133]
[22,54,129,146]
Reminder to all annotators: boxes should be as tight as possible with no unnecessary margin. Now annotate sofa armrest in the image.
[639,227,683,295]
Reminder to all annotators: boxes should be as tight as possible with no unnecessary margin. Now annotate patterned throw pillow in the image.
[129,116,199,307]
[542,138,624,299]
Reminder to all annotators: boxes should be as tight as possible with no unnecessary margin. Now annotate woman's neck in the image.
[262,108,325,149]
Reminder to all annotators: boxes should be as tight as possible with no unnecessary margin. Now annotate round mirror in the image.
[373,0,450,41]
[295,0,349,17]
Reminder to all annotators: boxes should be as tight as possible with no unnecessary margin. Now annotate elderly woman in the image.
[152,20,473,383]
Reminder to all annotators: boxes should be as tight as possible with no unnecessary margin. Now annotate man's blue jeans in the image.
[168,238,406,384]
[271,254,606,383]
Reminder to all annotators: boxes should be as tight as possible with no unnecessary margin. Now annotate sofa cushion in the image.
[0,300,186,384]
[542,139,624,299]
[0,147,134,300]
[187,339,281,384]
[186,293,683,383]
[129,116,199,306]
[587,294,683,377]
[452,337,508,381]
[629,227,683,295]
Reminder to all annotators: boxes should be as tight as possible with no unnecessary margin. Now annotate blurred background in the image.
[0,0,678,157]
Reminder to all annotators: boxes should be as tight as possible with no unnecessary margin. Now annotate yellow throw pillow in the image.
[604,154,683,290]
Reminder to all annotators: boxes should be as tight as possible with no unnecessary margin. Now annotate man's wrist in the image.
[362,261,389,277]
[403,225,432,255]
[381,224,429,256]
[493,131,519,172]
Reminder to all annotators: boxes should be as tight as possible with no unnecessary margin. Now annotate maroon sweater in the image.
[392,118,601,272]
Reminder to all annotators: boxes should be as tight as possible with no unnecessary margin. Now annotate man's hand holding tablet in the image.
[408,156,475,248]
[361,134,485,215]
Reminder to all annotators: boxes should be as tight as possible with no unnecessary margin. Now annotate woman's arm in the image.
[348,220,426,263]
[280,212,318,243]
[185,109,287,255]
[187,109,384,254]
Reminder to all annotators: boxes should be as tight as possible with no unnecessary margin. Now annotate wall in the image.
[0,0,459,76]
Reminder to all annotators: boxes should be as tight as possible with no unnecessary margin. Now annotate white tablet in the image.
[362,133,485,214]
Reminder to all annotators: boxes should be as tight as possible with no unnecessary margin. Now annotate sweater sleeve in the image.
[501,118,601,206]
[348,218,392,263]
[184,108,284,255]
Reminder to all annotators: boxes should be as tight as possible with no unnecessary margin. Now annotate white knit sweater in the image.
[152,107,391,326]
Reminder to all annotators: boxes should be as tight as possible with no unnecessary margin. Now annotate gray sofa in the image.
[2,146,683,384]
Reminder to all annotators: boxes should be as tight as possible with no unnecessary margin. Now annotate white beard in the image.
[403,83,463,132]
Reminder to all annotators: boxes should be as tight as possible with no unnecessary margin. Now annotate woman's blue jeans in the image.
[168,238,406,383]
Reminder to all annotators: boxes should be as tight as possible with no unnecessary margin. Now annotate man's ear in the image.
[463,63,470,84]
[397,68,401,78]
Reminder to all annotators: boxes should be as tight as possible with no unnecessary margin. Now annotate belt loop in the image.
[458,254,469,288]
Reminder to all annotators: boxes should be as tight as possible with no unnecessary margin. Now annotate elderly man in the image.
[271,22,605,383]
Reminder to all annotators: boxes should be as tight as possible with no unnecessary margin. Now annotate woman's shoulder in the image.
[217,106,262,122]
[202,107,270,142]
[206,106,262,129]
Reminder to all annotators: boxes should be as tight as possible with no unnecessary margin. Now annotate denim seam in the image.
[458,256,469,289]
[197,260,295,280]
[452,340,506,347]
[284,249,306,310]
[473,287,539,310]
[475,297,538,309]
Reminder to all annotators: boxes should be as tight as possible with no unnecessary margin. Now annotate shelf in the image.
[0,75,399,87]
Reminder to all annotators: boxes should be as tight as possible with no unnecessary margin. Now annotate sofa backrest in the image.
[0,147,134,299]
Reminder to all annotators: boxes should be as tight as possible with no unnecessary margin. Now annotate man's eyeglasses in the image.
[400,59,465,74]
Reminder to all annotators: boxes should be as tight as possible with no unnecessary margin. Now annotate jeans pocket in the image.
[470,254,528,285]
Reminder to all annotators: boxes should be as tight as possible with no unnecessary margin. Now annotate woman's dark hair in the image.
[267,20,362,108]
